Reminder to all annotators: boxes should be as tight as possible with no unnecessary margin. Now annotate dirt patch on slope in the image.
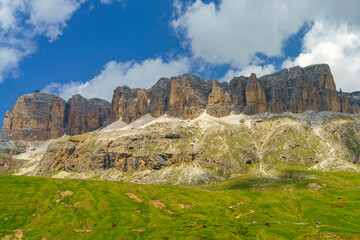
[151,200,166,208]
[307,183,324,191]
[56,190,74,204]
[61,190,73,198]
[179,203,192,209]
[125,193,143,202]
[14,230,23,240]
[74,229,92,233]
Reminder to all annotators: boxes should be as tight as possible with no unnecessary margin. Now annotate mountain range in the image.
[1,64,360,183]
[2,64,360,142]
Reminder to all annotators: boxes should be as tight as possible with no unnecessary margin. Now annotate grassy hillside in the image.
[1,171,360,239]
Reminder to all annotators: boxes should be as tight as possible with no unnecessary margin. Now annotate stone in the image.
[0,153,15,172]
[110,86,137,122]
[257,64,349,114]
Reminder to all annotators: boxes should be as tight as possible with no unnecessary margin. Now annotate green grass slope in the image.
[1,172,360,240]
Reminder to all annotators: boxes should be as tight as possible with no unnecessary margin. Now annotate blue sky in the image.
[1,0,360,125]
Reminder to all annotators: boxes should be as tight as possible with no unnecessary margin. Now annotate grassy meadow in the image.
[0,171,360,239]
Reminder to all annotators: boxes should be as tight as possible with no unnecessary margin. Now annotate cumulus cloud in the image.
[29,0,86,40]
[172,0,315,68]
[283,21,360,92]
[43,57,191,101]
[0,0,85,81]
[173,0,360,89]
[219,64,275,82]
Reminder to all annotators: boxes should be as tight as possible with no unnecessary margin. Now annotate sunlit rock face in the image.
[1,92,110,141]
[66,94,110,136]
[1,92,67,141]
[2,64,359,141]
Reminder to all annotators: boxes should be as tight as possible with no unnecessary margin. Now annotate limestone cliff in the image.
[66,95,110,135]
[256,64,344,114]
[207,78,232,117]
[2,64,360,142]
[1,92,110,141]
[244,73,267,114]
[167,74,211,119]
[1,92,67,141]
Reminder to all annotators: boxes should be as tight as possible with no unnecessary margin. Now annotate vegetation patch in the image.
[0,172,359,239]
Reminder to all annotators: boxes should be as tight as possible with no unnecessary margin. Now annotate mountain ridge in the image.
[1,63,360,141]
[25,111,360,182]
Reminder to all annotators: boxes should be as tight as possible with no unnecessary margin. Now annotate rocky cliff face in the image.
[109,86,149,124]
[207,78,232,117]
[244,73,267,114]
[167,74,212,119]
[107,64,357,124]
[2,64,360,142]
[1,92,110,141]
[148,78,171,117]
[255,65,345,114]
[1,93,67,141]
[66,95,110,136]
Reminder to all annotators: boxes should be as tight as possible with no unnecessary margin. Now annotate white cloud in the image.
[29,0,86,40]
[43,57,191,101]
[283,21,360,92]
[172,0,315,68]
[219,64,275,82]
[0,0,26,31]
[173,0,360,91]
[0,47,22,82]
[0,0,85,82]
[100,0,122,5]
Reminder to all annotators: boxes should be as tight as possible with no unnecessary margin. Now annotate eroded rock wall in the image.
[2,64,360,141]
[1,92,110,141]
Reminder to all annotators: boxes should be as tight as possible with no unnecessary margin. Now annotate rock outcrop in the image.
[167,74,212,119]
[148,78,171,117]
[207,78,232,117]
[1,92,110,141]
[66,95,110,135]
[0,153,15,172]
[254,64,350,114]
[1,92,67,141]
[122,89,149,124]
[2,64,360,142]
[32,112,360,178]
[109,87,149,124]
[244,73,267,114]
